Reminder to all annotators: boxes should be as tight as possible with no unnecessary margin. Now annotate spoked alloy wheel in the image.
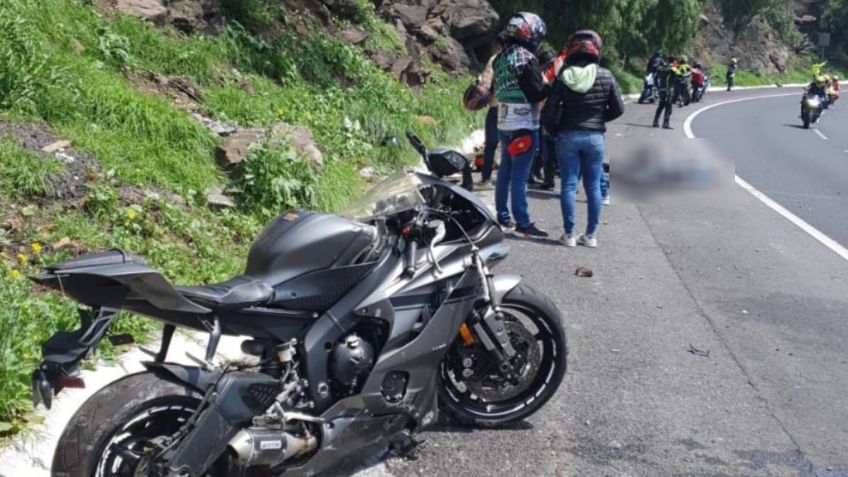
[52,372,232,477]
[439,284,567,427]
[96,399,196,477]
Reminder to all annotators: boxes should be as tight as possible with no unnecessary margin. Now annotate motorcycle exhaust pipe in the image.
[228,428,318,468]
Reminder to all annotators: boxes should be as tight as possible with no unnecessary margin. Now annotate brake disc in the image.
[466,317,542,402]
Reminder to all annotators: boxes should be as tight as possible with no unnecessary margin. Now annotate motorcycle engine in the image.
[330,334,375,396]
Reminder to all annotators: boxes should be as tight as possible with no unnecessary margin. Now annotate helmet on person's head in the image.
[566,30,603,64]
[654,49,662,57]
[834,75,840,81]
[815,75,826,86]
[679,55,689,64]
[731,57,738,64]
[537,48,557,68]
[502,12,547,51]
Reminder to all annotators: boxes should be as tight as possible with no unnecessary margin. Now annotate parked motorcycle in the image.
[801,93,823,129]
[638,73,658,104]
[31,132,567,477]
[691,70,710,103]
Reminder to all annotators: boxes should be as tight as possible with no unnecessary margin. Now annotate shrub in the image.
[228,140,320,219]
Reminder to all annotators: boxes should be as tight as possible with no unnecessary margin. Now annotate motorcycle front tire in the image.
[438,284,567,428]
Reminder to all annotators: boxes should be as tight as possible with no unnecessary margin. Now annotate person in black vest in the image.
[541,30,623,248]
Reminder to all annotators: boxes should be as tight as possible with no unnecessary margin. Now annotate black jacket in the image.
[541,66,625,133]
[647,54,663,74]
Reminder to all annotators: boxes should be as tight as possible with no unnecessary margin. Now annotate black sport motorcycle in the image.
[30,132,567,477]
[801,92,823,129]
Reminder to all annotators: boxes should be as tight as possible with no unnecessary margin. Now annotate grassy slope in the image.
[0,0,478,435]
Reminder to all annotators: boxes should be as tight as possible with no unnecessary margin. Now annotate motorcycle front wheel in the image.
[438,284,567,427]
[52,372,233,477]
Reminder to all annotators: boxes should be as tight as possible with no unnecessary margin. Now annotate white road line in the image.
[684,93,848,263]
[814,129,829,141]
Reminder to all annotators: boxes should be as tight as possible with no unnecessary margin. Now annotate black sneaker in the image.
[499,220,516,231]
[512,223,549,240]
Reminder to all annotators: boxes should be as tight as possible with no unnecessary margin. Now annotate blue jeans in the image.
[583,168,609,198]
[496,129,538,228]
[481,107,498,181]
[557,130,605,236]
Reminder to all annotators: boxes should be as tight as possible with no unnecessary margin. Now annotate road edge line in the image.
[684,93,848,263]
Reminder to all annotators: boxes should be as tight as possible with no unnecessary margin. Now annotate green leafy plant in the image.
[228,140,320,219]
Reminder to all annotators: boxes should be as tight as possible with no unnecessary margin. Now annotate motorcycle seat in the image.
[177,275,274,309]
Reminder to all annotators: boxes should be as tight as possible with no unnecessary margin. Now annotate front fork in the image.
[466,247,518,375]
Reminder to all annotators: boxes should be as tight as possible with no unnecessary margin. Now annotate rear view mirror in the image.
[427,149,467,178]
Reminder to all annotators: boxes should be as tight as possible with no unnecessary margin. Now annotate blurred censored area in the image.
[611,138,734,204]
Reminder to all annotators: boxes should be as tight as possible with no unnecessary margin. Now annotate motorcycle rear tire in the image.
[438,284,567,428]
[52,372,232,477]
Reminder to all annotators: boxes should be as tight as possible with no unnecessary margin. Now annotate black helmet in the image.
[537,49,557,67]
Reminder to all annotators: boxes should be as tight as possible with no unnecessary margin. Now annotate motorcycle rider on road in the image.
[647,50,663,75]
[808,75,827,98]
[653,56,677,129]
[492,12,550,239]
[672,55,692,106]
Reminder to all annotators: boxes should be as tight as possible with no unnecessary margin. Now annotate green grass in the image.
[0,136,65,198]
[0,0,481,435]
[608,64,643,95]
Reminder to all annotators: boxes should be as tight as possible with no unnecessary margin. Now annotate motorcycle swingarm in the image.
[31,307,119,409]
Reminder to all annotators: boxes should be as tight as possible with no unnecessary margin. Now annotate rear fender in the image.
[141,362,221,393]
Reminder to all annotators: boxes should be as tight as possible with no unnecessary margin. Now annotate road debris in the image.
[575,266,593,278]
[688,345,710,358]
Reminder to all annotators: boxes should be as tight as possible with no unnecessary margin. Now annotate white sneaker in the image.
[602,195,610,206]
[560,234,577,247]
[578,234,598,248]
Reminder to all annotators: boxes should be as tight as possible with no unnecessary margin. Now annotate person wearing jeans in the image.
[491,12,549,239]
[541,30,623,248]
[496,129,538,229]
[558,131,604,241]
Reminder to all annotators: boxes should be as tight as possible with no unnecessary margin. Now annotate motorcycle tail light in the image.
[58,377,86,389]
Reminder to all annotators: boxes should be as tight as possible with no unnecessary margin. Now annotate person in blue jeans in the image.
[491,13,550,239]
[541,30,623,248]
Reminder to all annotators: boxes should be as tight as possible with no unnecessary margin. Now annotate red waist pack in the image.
[507,134,533,157]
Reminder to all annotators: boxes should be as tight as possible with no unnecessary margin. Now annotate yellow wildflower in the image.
[126,208,138,220]
[276,107,285,119]
[31,242,42,255]
[17,253,28,264]
[10,269,21,279]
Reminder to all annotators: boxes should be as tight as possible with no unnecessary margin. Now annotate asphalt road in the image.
[375,88,848,477]
[689,90,848,247]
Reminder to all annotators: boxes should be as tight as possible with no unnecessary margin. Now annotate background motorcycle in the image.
[801,93,822,129]
[691,71,709,103]
[637,73,658,104]
[30,133,567,477]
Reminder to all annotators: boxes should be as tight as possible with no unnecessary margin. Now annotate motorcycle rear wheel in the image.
[52,372,232,477]
[438,284,567,427]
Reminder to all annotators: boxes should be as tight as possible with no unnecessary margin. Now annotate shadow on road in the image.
[782,123,807,129]
[622,122,658,129]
